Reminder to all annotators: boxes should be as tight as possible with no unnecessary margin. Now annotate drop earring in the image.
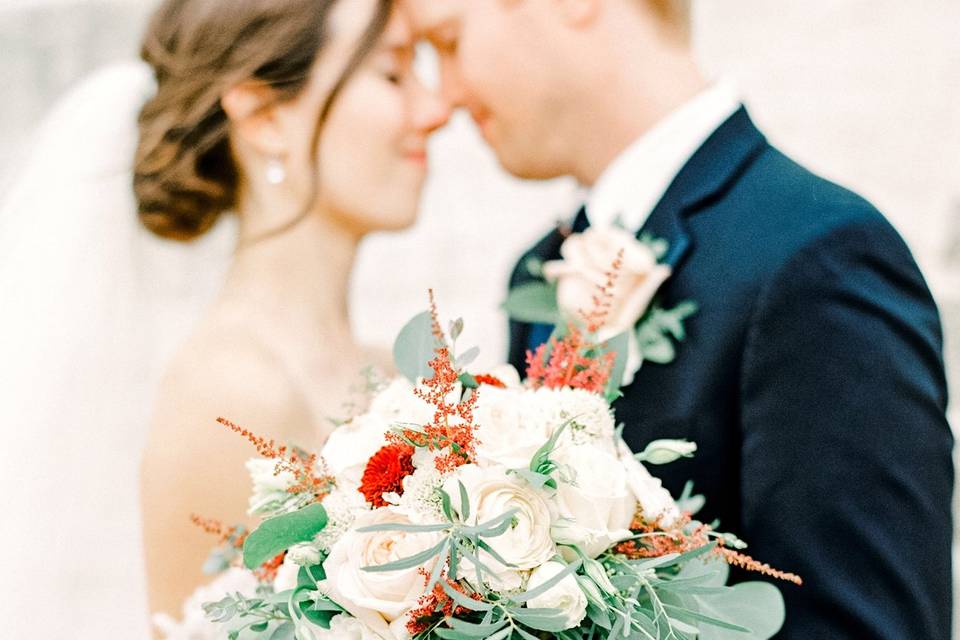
[266,157,286,185]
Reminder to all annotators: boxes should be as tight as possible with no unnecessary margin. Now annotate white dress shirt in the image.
[586,81,742,231]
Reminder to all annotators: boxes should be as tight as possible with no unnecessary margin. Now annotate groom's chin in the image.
[494,152,567,181]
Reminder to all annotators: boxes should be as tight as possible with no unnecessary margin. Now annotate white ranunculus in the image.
[618,440,681,527]
[322,508,440,623]
[368,378,435,428]
[543,226,671,341]
[321,413,390,486]
[525,561,588,630]
[474,387,550,469]
[313,614,383,640]
[551,444,636,558]
[444,465,556,591]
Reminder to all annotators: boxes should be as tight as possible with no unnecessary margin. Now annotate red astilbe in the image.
[189,514,248,550]
[718,547,804,586]
[388,292,480,474]
[406,569,484,636]
[613,507,803,586]
[525,248,627,393]
[525,324,615,394]
[390,346,480,474]
[217,417,335,503]
[580,247,625,334]
[359,443,416,507]
[254,551,287,583]
[613,511,709,559]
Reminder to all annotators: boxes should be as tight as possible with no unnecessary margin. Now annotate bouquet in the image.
[182,293,799,640]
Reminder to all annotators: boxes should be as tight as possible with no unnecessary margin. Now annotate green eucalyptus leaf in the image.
[296,564,326,589]
[637,331,676,364]
[243,503,328,569]
[269,622,296,640]
[450,317,465,341]
[601,330,631,398]
[502,282,562,325]
[455,346,480,370]
[393,310,437,383]
[361,538,446,573]
[508,560,581,604]
[511,607,573,632]
[459,372,479,389]
[458,480,470,521]
[696,582,786,640]
[354,521,450,534]
[439,581,495,612]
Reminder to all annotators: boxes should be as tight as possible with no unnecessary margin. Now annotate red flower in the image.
[359,444,416,507]
[474,373,507,389]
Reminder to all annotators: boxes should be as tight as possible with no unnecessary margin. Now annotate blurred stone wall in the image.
[1,0,958,630]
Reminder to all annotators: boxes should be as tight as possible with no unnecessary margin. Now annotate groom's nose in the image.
[412,78,452,133]
[438,56,469,108]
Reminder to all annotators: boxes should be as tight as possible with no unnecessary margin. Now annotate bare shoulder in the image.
[148,318,315,454]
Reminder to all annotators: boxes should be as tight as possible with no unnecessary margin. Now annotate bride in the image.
[0,0,448,635]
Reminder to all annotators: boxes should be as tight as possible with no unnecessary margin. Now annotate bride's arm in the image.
[140,336,312,626]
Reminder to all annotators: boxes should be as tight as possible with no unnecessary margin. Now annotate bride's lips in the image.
[404,149,428,165]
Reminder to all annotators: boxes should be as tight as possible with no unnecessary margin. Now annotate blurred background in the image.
[1,0,957,633]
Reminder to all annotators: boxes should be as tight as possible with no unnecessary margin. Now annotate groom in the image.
[406,0,954,637]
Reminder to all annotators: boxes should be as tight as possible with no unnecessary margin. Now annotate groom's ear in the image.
[552,0,602,26]
[221,81,287,157]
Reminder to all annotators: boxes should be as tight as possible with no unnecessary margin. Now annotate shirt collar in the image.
[585,81,742,231]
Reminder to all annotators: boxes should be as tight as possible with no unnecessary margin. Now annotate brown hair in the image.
[648,0,692,39]
[134,0,391,241]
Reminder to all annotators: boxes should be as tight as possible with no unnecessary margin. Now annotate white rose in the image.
[543,226,671,340]
[525,561,588,630]
[618,440,681,527]
[474,387,551,469]
[551,444,636,558]
[322,508,440,623]
[444,465,556,590]
[322,413,390,486]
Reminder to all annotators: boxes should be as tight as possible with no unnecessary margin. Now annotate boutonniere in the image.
[505,225,697,385]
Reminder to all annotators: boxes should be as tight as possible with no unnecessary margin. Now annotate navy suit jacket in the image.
[508,108,953,639]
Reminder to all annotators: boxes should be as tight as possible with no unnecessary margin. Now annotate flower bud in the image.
[636,439,697,465]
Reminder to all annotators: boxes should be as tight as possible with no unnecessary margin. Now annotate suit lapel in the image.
[638,107,768,272]
[515,109,767,359]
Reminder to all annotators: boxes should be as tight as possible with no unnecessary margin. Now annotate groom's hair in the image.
[646,0,692,39]
[134,0,392,242]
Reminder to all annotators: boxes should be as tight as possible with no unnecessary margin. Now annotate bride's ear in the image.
[221,81,287,157]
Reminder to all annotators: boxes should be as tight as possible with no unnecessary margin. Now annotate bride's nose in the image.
[410,78,452,134]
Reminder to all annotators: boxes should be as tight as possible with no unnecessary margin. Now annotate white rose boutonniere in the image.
[504,224,698,386]
[543,226,671,341]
